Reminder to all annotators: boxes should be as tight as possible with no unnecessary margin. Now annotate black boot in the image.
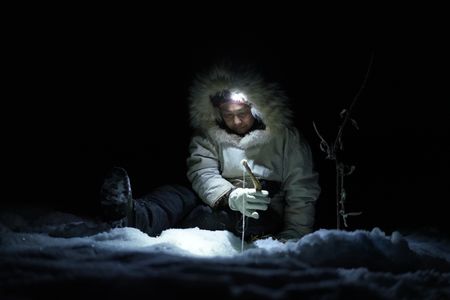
[100,167,135,227]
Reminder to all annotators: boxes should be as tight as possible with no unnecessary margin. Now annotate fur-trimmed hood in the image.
[188,64,293,148]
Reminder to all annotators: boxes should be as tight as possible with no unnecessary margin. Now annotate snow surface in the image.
[1,209,449,299]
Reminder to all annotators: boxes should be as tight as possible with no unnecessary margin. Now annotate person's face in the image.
[219,102,255,135]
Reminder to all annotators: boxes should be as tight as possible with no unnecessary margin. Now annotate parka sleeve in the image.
[279,128,321,240]
[186,135,235,207]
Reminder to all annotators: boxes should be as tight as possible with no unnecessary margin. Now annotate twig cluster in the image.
[313,53,374,229]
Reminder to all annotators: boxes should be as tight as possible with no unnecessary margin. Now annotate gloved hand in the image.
[228,188,270,219]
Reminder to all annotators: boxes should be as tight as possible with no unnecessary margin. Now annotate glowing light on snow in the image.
[158,228,243,257]
[93,227,247,257]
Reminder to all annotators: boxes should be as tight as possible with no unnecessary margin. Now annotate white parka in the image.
[186,65,321,239]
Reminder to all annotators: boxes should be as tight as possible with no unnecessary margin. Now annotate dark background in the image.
[5,14,449,235]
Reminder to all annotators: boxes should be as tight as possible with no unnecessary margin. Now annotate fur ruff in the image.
[188,65,293,148]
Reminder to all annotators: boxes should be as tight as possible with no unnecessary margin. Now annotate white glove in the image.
[228,188,270,219]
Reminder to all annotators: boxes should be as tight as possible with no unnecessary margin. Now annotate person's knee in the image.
[172,184,193,194]
[156,184,195,198]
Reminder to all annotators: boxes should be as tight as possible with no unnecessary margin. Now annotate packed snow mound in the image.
[1,209,450,299]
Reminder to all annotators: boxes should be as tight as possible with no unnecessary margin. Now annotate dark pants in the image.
[133,184,282,241]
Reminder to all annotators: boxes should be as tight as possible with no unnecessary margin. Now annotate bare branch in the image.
[313,121,333,159]
[313,52,374,230]
[332,53,374,153]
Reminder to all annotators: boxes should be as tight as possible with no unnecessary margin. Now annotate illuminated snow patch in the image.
[157,227,244,257]
[90,227,249,257]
